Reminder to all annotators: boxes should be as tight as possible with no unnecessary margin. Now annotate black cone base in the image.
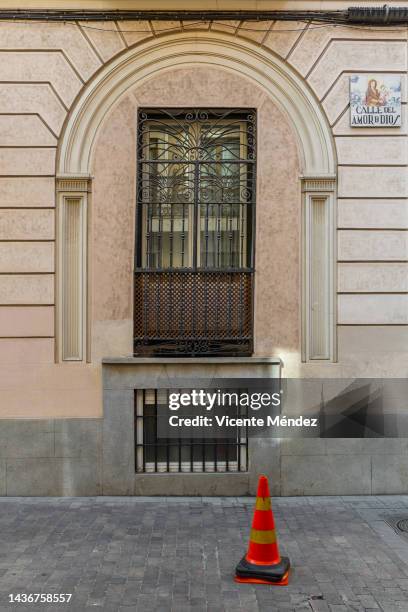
[235,556,290,584]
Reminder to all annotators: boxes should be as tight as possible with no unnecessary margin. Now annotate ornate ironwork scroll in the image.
[135,108,256,356]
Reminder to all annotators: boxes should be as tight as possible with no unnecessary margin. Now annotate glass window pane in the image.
[138,110,253,271]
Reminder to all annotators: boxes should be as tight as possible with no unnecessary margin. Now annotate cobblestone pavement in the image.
[2,496,408,611]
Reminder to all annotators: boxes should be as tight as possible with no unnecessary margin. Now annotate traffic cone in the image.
[235,475,290,585]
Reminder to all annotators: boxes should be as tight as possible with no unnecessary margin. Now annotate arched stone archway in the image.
[57,31,336,176]
[56,31,336,366]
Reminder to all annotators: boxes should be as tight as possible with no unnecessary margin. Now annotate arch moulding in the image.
[57,31,336,177]
[56,31,337,364]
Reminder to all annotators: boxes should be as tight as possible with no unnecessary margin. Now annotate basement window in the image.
[135,389,248,473]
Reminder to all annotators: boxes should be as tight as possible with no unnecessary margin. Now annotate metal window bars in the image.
[135,389,249,473]
[134,108,256,356]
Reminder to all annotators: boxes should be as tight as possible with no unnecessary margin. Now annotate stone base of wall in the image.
[1,357,407,496]
[0,419,102,496]
[0,418,407,496]
[281,438,408,496]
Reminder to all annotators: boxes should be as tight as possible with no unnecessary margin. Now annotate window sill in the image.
[102,356,282,365]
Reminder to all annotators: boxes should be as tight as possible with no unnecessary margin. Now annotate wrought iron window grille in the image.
[134,108,256,356]
[135,389,249,473]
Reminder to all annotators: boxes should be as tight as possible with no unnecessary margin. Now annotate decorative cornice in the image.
[56,175,92,193]
[301,176,336,192]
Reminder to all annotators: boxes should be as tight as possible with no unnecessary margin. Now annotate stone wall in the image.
[0,20,406,420]
[2,416,408,496]
[0,18,406,495]
[0,419,101,495]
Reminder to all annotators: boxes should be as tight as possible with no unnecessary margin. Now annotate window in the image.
[134,108,256,356]
[135,390,248,473]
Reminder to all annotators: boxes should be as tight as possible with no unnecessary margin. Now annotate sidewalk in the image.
[1,496,408,611]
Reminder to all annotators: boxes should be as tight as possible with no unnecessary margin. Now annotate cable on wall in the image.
[0,6,408,26]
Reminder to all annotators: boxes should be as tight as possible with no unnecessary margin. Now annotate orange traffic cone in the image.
[235,475,290,585]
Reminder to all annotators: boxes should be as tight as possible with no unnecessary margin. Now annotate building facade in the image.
[0,1,407,496]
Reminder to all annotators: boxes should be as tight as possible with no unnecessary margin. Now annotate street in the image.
[1,496,408,611]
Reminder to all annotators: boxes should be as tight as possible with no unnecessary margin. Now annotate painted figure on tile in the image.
[364,79,382,106]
